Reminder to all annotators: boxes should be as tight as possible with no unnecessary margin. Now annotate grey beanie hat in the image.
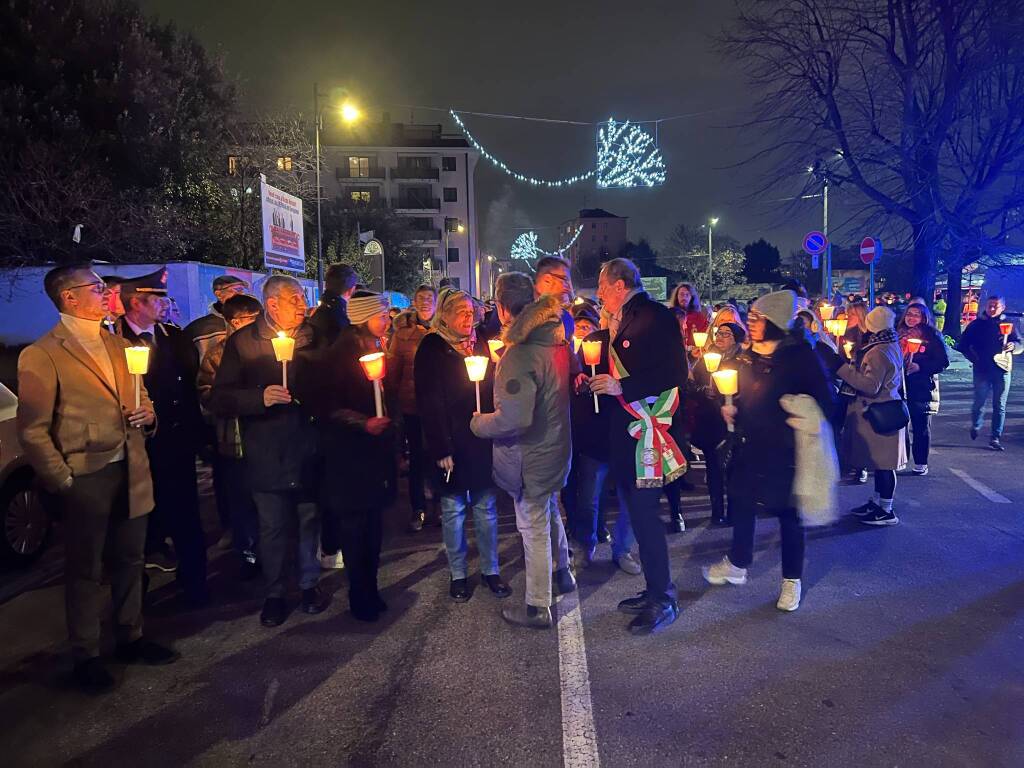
[865,306,896,333]
[751,290,798,331]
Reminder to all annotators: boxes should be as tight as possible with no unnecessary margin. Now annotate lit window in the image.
[349,157,370,177]
[350,191,371,203]
[227,156,238,176]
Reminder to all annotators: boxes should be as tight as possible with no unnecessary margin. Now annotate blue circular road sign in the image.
[803,231,828,256]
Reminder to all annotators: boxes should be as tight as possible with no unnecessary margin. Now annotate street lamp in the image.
[707,217,719,304]
[313,83,361,291]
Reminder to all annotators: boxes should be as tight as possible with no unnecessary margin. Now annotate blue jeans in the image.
[575,454,635,560]
[972,368,1011,439]
[441,488,499,580]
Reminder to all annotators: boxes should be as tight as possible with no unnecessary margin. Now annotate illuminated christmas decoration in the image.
[510,231,539,262]
[451,111,594,188]
[450,111,666,189]
[509,226,583,264]
[596,119,666,188]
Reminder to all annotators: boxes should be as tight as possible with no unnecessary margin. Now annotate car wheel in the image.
[1,468,50,567]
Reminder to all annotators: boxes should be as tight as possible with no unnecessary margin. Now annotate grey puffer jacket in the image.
[471,295,571,499]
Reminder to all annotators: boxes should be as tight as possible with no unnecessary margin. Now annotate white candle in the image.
[271,332,295,389]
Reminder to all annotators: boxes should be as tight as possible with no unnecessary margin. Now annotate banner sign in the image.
[641,276,667,301]
[261,181,305,273]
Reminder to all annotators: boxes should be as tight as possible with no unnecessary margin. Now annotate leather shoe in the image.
[617,591,650,614]
[501,604,552,629]
[628,601,679,635]
[482,573,512,598]
[449,578,471,602]
[260,597,287,627]
[301,586,329,614]
[73,657,115,694]
[553,567,577,596]
[114,637,180,666]
[596,526,611,544]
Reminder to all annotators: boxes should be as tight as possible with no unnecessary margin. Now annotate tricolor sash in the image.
[616,387,687,488]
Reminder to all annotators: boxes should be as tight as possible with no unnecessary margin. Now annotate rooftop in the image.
[322,117,471,149]
[577,208,627,220]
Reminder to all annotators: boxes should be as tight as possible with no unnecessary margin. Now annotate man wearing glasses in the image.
[17,264,179,693]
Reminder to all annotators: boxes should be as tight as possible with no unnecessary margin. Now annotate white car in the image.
[0,383,50,567]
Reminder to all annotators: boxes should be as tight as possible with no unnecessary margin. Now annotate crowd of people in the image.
[14,255,1018,693]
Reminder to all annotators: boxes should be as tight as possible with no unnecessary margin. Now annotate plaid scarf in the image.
[431,288,477,356]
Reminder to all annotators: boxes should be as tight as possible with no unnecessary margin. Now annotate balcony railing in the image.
[336,166,386,180]
[337,196,384,209]
[391,166,440,180]
[392,196,440,210]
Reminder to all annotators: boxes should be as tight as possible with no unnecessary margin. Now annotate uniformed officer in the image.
[117,267,209,608]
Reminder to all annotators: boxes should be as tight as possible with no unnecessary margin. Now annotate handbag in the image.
[865,359,910,434]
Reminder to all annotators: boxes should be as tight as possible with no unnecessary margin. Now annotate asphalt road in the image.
[1,361,1022,767]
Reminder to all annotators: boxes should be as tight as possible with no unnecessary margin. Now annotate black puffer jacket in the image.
[900,325,949,413]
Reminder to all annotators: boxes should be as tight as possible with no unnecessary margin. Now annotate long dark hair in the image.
[669,282,702,314]
[897,301,936,333]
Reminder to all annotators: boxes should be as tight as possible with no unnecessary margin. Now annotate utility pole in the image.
[314,82,324,291]
[822,175,831,300]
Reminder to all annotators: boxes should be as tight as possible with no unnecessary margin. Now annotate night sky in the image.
[140,0,829,260]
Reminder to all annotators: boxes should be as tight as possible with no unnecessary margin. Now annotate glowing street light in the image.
[341,102,361,123]
[707,216,719,304]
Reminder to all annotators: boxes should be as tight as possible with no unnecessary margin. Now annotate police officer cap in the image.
[120,267,169,296]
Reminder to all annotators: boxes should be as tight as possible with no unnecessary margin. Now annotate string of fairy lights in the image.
[509,225,583,265]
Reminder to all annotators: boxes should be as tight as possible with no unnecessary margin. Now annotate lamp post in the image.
[313,83,360,291]
[444,221,465,278]
[487,255,496,297]
[707,216,719,305]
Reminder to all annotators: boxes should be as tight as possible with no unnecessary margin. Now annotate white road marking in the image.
[949,468,1012,504]
[260,678,280,728]
[556,589,601,768]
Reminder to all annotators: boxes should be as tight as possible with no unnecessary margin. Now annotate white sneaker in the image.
[777,578,801,611]
[912,464,929,476]
[614,552,643,575]
[702,556,748,586]
[320,552,345,570]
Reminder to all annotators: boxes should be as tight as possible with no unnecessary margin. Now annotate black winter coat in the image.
[210,315,326,493]
[306,291,350,345]
[957,313,1020,376]
[729,335,835,510]
[902,325,949,412]
[414,333,495,494]
[572,330,610,463]
[606,292,689,486]
[118,320,204,456]
[319,324,397,510]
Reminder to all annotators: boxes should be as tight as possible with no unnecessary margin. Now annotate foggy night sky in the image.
[139,0,831,260]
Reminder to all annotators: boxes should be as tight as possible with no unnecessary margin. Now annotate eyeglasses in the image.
[714,328,735,337]
[66,281,111,295]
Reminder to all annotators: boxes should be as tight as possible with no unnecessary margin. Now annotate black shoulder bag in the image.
[865,356,910,435]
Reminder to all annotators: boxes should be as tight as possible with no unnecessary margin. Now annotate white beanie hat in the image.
[865,306,895,333]
[751,290,798,331]
[348,291,390,325]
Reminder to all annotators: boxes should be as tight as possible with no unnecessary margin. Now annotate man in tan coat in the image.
[17,263,179,693]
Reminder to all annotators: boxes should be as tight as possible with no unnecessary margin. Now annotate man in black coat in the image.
[319,292,397,621]
[589,258,689,635]
[211,275,329,627]
[306,263,359,344]
[118,268,209,607]
[183,273,249,362]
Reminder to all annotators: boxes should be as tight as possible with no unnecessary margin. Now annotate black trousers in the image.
[704,444,728,520]
[336,507,383,613]
[662,478,683,518]
[146,440,208,602]
[617,481,676,605]
[907,401,931,466]
[217,455,258,556]
[252,491,321,599]
[59,461,148,660]
[403,414,427,514]
[729,496,804,580]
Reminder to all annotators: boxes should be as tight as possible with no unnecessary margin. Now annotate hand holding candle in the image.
[359,352,386,418]
[124,346,150,410]
[464,355,488,413]
[581,339,602,413]
[712,369,738,432]
[271,332,295,388]
[905,337,923,365]
[1000,321,1013,349]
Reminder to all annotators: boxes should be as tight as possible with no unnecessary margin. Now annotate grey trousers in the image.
[60,461,147,661]
[513,492,570,608]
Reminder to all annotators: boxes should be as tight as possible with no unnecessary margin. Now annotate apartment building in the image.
[559,208,629,269]
[320,118,487,295]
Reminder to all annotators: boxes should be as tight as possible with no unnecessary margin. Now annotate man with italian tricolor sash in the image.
[589,258,689,634]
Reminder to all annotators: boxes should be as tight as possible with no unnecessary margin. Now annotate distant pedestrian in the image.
[471,273,575,629]
[388,284,437,533]
[669,282,709,352]
[184,274,248,362]
[415,290,510,601]
[897,302,950,474]
[307,263,359,344]
[838,307,908,526]
[17,264,176,693]
[957,296,1021,451]
[703,290,834,612]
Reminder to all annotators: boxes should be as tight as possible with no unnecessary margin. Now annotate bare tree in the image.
[659,224,747,301]
[722,0,1024,331]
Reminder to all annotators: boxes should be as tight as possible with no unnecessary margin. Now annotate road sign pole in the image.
[869,260,875,306]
